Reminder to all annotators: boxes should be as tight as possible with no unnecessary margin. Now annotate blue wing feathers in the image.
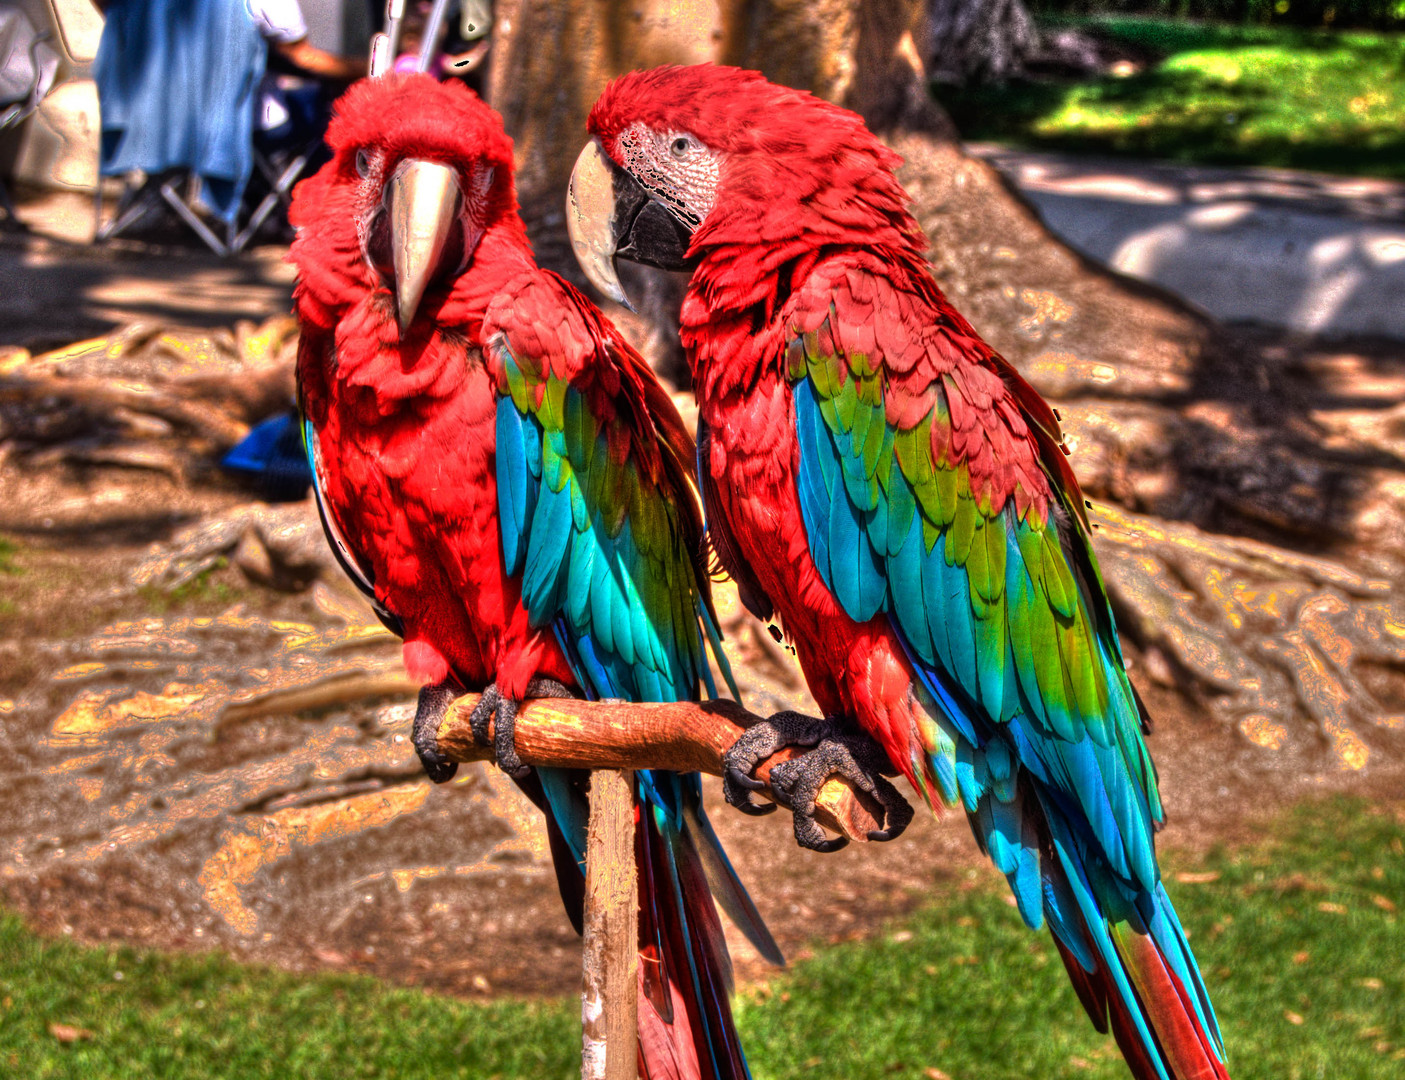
[521,473,572,617]
[495,401,530,576]
[493,325,775,1080]
[791,330,1224,1075]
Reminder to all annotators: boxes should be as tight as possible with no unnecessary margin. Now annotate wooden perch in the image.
[436,696,885,843]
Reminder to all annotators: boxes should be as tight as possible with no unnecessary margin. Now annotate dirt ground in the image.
[1,206,1403,1001]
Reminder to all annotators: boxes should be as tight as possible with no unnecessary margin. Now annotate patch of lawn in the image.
[739,795,1405,1079]
[1,796,1401,1078]
[0,537,19,576]
[0,538,21,617]
[938,18,1405,177]
[135,558,248,614]
[0,924,579,1079]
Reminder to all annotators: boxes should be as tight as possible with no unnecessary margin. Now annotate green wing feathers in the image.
[494,331,727,703]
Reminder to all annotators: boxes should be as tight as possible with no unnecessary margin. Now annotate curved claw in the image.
[795,814,849,854]
[728,767,770,793]
[463,684,531,779]
[812,836,849,854]
[492,695,531,779]
[413,682,460,784]
[721,709,833,819]
[766,727,914,853]
[467,684,499,747]
[866,774,914,843]
[724,766,778,816]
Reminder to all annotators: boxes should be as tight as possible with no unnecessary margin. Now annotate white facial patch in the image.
[615,122,720,230]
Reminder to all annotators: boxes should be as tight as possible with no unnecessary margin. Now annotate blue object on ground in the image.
[222,411,313,502]
[94,0,266,222]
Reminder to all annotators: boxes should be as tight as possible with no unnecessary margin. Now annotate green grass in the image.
[135,557,246,614]
[739,796,1405,1079]
[0,537,20,576]
[1,797,1402,1078]
[938,18,1405,177]
[0,928,579,1079]
[0,538,20,616]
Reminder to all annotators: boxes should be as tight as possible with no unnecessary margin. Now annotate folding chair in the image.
[230,79,328,253]
[0,7,61,229]
[95,169,239,254]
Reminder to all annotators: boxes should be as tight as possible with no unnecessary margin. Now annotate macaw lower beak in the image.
[388,158,463,334]
[566,139,696,310]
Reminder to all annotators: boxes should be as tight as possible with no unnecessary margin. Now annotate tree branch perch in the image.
[436,696,885,843]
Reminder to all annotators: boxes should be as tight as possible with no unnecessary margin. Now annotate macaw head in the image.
[290,74,525,336]
[568,63,917,306]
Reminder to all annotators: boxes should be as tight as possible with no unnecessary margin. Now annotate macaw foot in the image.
[723,711,913,853]
[466,677,575,780]
[412,681,461,784]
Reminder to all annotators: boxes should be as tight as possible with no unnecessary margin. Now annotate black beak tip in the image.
[610,167,696,275]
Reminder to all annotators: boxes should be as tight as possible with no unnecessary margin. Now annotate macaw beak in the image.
[388,158,463,335]
[567,139,696,310]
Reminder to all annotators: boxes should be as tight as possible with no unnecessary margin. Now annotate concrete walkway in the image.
[969,145,1405,341]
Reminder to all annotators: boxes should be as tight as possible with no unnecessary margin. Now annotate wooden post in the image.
[580,768,639,1080]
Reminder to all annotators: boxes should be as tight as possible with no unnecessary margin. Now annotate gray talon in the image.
[726,711,913,852]
[721,710,828,815]
[466,677,577,780]
[413,682,461,784]
[466,684,500,748]
[524,676,576,701]
[728,767,770,794]
[492,695,530,779]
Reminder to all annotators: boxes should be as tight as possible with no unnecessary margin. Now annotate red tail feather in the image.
[635,802,748,1080]
[1053,932,1229,1080]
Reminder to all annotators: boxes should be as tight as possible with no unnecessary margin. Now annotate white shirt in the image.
[246,0,308,45]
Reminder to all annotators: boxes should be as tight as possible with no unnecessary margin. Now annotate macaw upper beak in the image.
[567,139,696,310]
[388,158,463,334]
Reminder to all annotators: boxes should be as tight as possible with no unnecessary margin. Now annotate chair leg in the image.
[231,151,310,253]
[159,180,229,256]
[96,176,156,242]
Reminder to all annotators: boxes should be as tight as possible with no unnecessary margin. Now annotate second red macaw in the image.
[567,63,1229,1080]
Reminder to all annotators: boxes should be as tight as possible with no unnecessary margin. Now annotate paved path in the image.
[969,146,1405,341]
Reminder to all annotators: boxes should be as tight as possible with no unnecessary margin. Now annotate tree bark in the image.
[580,768,638,1080]
[923,0,1041,85]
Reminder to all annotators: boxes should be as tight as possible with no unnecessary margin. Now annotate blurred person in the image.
[244,0,366,177]
[92,0,366,240]
[91,0,367,83]
[93,0,268,224]
[247,0,366,85]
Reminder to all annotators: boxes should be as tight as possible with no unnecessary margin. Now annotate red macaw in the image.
[290,73,779,1079]
[567,64,1229,1080]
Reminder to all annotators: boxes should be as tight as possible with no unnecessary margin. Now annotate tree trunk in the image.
[924,0,1041,85]
[484,0,1405,793]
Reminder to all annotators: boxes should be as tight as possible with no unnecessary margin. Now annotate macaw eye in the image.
[669,136,693,160]
[355,149,372,178]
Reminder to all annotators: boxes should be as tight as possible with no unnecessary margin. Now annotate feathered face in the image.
[290,74,523,334]
[567,63,907,306]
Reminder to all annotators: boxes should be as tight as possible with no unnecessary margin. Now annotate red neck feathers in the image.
[290,75,533,409]
[590,66,930,394]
